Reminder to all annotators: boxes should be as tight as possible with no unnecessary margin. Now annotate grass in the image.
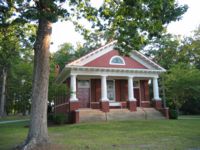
[0,119,200,150]
[0,115,30,121]
[179,115,200,119]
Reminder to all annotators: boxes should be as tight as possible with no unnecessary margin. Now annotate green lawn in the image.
[0,115,30,121]
[0,119,200,150]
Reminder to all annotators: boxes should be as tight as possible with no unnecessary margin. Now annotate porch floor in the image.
[79,107,165,123]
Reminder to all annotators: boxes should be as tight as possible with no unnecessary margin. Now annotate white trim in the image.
[128,76,136,101]
[153,77,161,100]
[130,53,154,69]
[109,56,125,65]
[101,75,109,101]
[69,74,78,101]
[109,102,121,107]
[67,41,117,66]
[66,41,166,72]
[132,51,166,71]
[55,66,162,85]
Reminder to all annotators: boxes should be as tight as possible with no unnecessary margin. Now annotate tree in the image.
[144,27,200,115]
[53,43,75,69]
[1,1,96,149]
[88,0,187,53]
[0,24,20,117]
[0,1,35,117]
[178,26,200,69]
[164,63,200,110]
[144,34,181,69]
[1,0,188,148]
[6,57,33,115]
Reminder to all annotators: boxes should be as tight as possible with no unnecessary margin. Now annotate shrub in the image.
[47,113,54,122]
[180,98,200,115]
[53,114,67,125]
[169,109,178,119]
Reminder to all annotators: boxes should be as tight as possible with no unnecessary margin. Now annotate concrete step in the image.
[79,109,106,123]
[143,108,165,119]
[79,108,165,123]
[107,108,145,120]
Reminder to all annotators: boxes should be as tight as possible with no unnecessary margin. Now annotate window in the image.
[109,56,125,65]
[133,80,140,88]
[78,80,90,88]
[107,80,115,101]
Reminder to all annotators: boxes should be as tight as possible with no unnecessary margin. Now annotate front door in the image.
[133,80,140,106]
[77,80,90,108]
[107,80,115,101]
[134,89,140,106]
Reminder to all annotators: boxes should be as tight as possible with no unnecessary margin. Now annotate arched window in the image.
[109,56,125,65]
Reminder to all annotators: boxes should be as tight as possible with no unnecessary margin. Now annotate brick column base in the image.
[69,101,79,123]
[69,101,79,111]
[127,101,137,111]
[161,107,169,119]
[70,110,79,123]
[152,100,162,110]
[100,101,109,112]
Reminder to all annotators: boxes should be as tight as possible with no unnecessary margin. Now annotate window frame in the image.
[109,56,125,65]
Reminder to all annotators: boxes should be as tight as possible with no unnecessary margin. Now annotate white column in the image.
[101,75,108,101]
[128,76,136,101]
[153,77,161,100]
[70,74,78,101]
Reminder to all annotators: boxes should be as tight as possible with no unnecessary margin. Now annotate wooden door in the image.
[134,89,140,106]
[77,80,90,108]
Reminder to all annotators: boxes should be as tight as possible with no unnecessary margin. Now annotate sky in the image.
[50,0,200,53]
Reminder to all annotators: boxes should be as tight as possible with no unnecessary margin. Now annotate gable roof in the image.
[68,40,117,66]
[84,49,148,69]
[66,40,166,71]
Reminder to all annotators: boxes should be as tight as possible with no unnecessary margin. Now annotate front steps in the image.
[79,108,165,123]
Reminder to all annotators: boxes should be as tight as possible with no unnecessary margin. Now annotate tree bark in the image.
[20,18,52,149]
[0,68,7,117]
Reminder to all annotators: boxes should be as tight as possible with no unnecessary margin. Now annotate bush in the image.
[53,114,67,125]
[169,109,178,119]
[180,99,200,115]
[47,113,54,122]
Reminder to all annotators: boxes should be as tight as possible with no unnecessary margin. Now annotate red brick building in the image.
[55,41,168,123]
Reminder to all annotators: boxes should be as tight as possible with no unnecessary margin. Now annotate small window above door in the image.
[78,80,90,88]
[133,80,140,88]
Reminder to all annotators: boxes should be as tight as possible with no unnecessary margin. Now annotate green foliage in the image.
[6,59,33,115]
[52,43,75,69]
[146,27,200,114]
[72,0,187,54]
[48,71,68,103]
[96,0,187,52]
[145,34,180,69]
[169,109,178,119]
[52,114,68,125]
[179,26,200,69]
[181,99,200,115]
[0,1,35,115]
[164,63,200,109]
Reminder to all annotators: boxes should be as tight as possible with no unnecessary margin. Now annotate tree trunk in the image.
[20,18,52,149]
[0,68,7,117]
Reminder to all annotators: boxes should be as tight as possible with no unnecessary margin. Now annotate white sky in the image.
[50,0,200,52]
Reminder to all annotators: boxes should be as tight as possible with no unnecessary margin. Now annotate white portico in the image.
[55,41,166,116]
